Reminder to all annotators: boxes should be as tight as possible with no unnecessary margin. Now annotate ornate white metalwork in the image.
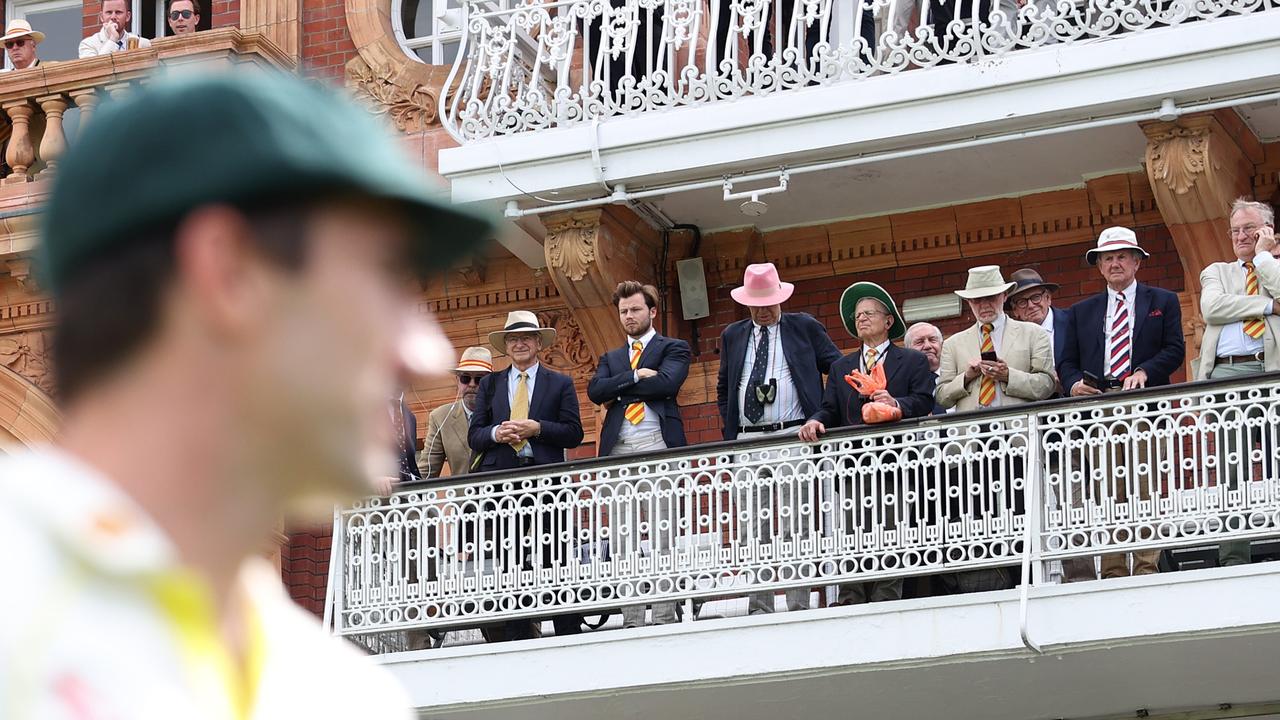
[439,0,1279,140]
[329,374,1280,637]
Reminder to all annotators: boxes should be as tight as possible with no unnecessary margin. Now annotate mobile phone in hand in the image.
[981,350,998,362]
[1082,371,1104,390]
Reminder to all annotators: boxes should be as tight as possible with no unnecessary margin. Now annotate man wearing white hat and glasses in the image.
[2,20,43,71]
[936,265,1056,593]
[1059,227,1184,580]
[469,310,584,639]
[423,346,494,478]
[717,262,841,614]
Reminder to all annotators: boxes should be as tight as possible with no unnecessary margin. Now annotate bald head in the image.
[905,322,943,372]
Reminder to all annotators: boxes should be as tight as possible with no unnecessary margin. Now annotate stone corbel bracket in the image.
[344,0,452,132]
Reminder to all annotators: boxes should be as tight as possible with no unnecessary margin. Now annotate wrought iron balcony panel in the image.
[440,0,1280,141]
[328,373,1280,640]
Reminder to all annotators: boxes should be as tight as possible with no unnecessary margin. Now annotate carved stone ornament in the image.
[0,330,53,395]
[346,54,439,132]
[544,217,599,282]
[1146,125,1210,196]
[539,309,597,377]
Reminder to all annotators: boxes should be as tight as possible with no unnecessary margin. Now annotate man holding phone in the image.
[1059,227,1184,580]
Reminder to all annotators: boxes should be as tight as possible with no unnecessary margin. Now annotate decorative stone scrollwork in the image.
[346,55,439,133]
[0,330,53,395]
[1146,125,1210,195]
[539,309,597,376]
[544,216,598,283]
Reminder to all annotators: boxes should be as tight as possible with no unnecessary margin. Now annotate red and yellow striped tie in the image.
[978,323,996,407]
[624,340,645,424]
[1244,261,1265,339]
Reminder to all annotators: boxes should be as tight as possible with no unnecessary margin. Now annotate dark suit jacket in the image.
[394,399,420,482]
[1050,306,1070,365]
[716,312,842,440]
[1059,283,1185,392]
[810,344,937,428]
[467,365,584,471]
[588,333,692,456]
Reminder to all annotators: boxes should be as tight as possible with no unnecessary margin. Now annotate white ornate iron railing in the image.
[327,372,1280,640]
[439,0,1280,140]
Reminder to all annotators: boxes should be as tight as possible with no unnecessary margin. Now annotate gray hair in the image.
[1230,197,1275,226]
[904,322,942,344]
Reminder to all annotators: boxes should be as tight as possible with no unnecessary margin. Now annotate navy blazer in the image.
[1050,306,1070,366]
[588,333,692,457]
[716,312,842,440]
[810,344,937,428]
[467,365,585,471]
[1059,283,1185,392]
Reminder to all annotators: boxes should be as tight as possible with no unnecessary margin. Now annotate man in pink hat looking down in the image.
[717,262,840,614]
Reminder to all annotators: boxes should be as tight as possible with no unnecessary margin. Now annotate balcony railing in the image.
[327,372,1280,643]
[440,0,1279,141]
[0,28,293,186]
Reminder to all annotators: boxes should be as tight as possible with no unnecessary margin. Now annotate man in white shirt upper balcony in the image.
[79,0,152,57]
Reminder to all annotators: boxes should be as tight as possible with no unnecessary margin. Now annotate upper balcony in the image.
[327,371,1280,720]
[435,0,1280,226]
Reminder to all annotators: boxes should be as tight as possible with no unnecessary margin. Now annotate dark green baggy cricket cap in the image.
[39,70,494,295]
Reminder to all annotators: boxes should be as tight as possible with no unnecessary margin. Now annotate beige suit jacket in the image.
[937,317,1057,412]
[419,401,473,478]
[1195,250,1280,379]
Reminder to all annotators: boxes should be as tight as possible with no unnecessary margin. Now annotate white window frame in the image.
[393,0,514,66]
[4,0,83,69]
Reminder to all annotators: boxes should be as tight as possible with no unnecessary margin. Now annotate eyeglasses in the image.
[168,9,194,19]
[852,310,887,320]
[505,333,538,345]
[456,374,486,386]
[1230,224,1266,237]
[1011,291,1049,308]
[4,39,30,49]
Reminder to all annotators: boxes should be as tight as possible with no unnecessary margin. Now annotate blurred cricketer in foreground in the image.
[0,71,492,719]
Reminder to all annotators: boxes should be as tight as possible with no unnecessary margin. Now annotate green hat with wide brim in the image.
[839,281,906,341]
[39,70,495,295]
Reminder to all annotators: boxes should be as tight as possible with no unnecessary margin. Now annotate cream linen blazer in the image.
[1195,250,1280,379]
[936,317,1057,412]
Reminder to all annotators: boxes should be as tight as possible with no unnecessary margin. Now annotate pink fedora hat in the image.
[731,262,794,307]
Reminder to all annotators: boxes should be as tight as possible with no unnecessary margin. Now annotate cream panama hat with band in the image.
[1,20,45,44]
[453,346,493,374]
[488,311,556,356]
[731,262,794,307]
[954,265,1017,300]
[1085,226,1149,266]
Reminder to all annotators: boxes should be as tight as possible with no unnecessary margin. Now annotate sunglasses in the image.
[168,9,194,19]
[456,374,486,386]
[4,39,31,49]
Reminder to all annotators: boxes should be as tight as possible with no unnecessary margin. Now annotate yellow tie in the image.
[864,346,879,371]
[511,371,529,452]
[978,323,996,407]
[625,341,645,425]
[1244,261,1266,339]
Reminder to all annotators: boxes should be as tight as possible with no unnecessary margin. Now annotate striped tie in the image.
[865,346,879,371]
[1244,262,1266,339]
[624,341,645,425]
[1107,293,1132,380]
[510,372,530,452]
[978,324,996,407]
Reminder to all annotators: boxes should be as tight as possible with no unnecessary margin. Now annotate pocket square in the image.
[1148,309,1163,317]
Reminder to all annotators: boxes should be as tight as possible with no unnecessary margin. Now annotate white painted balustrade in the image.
[328,372,1280,641]
[440,0,1280,140]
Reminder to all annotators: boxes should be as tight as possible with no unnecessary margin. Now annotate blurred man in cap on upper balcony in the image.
[0,71,493,718]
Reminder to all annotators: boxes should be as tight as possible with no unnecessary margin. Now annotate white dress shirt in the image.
[492,362,539,458]
[1040,309,1057,364]
[738,320,804,428]
[861,339,892,372]
[620,327,662,439]
[1215,259,1269,357]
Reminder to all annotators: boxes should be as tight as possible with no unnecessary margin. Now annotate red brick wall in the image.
[300,0,356,81]
[210,0,240,28]
[83,0,100,36]
[284,526,332,616]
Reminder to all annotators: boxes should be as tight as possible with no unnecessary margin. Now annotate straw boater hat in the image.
[1005,268,1060,307]
[453,346,493,374]
[1,19,45,44]
[839,281,906,340]
[954,265,1017,300]
[1085,226,1149,265]
[731,262,794,307]
[488,310,556,355]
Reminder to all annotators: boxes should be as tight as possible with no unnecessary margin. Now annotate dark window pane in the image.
[401,0,435,38]
[24,6,82,62]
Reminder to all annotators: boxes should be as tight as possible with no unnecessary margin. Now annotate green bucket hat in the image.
[40,70,495,295]
[839,281,906,341]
